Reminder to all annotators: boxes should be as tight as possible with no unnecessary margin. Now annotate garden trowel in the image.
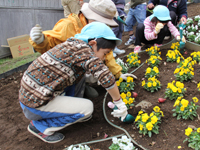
[178,23,186,54]
[116,15,127,26]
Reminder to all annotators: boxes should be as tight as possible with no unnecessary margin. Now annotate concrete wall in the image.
[0,0,64,58]
[0,0,131,58]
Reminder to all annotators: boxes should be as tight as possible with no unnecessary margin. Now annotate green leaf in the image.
[148,131,152,137]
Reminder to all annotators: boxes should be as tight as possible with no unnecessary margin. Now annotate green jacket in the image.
[130,0,148,8]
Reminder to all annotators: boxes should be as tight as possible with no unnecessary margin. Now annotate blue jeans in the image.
[124,4,146,32]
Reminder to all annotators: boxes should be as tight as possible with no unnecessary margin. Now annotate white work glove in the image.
[30,24,44,44]
[85,73,98,84]
[176,36,186,43]
[111,99,128,121]
[154,23,164,34]
[120,73,137,80]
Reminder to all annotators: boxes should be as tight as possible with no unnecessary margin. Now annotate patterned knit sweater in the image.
[19,38,115,108]
[144,17,180,41]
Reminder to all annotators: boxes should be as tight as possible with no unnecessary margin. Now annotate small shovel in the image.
[178,23,186,54]
[116,15,127,26]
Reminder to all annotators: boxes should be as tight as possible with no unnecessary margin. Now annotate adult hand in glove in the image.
[30,24,44,44]
[85,73,98,84]
[120,73,137,80]
[111,99,128,121]
[176,35,186,43]
[154,23,164,34]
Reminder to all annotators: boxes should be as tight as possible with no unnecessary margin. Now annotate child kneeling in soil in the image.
[18,22,129,143]
[133,5,186,53]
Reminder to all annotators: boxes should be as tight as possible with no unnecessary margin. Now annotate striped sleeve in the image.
[167,21,180,39]
[144,17,158,41]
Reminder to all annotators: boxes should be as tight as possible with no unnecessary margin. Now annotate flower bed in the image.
[105,43,200,150]
[182,15,200,44]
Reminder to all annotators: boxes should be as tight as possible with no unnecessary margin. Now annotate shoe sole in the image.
[78,115,92,122]
[27,125,65,143]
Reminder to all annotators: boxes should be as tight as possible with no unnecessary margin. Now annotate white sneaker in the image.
[113,52,117,57]
[113,47,125,54]
[164,36,171,40]
[125,35,136,45]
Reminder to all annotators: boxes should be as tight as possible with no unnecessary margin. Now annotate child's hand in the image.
[155,23,164,34]
[176,36,186,43]
[147,3,154,9]
[111,99,128,121]
[120,73,137,80]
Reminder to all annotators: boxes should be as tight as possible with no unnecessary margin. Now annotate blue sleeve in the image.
[177,0,187,21]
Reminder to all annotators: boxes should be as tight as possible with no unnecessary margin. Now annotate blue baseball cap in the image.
[74,22,122,46]
[149,5,171,21]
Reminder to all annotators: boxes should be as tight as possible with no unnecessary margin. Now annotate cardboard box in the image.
[7,34,34,58]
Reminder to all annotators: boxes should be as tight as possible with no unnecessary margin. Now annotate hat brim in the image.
[104,36,122,46]
[149,14,171,21]
[81,3,118,27]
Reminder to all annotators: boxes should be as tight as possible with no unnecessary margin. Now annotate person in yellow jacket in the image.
[29,0,136,97]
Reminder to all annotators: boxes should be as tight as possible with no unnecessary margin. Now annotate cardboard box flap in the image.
[7,34,30,47]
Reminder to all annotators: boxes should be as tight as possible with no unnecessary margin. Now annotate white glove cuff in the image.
[35,34,44,44]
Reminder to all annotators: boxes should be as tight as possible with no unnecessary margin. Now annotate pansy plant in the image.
[172,97,199,120]
[135,106,164,137]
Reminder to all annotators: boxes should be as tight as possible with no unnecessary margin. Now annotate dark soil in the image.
[0,3,200,150]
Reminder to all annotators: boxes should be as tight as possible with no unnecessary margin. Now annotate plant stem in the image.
[163,130,168,137]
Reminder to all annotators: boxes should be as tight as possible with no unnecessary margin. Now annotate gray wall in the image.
[0,0,64,58]
[0,0,131,58]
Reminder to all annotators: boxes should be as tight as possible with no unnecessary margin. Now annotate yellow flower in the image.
[177,88,182,93]
[173,100,180,107]
[147,82,152,87]
[139,124,143,131]
[146,122,153,131]
[116,81,120,86]
[180,106,185,111]
[153,66,159,73]
[146,67,151,74]
[172,87,178,93]
[123,99,128,104]
[126,92,131,97]
[151,60,156,64]
[129,97,134,103]
[153,106,160,112]
[197,82,200,88]
[177,57,180,63]
[181,99,189,108]
[135,115,141,122]
[127,77,133,83]
[119,77,123,83]
[185,127,193,136]
[151,116,158,124]
[120,93,126,99]
[150,112,154,117]
[138,110,143,115]
[174,68,180,74]
[153,82,157,87]
[197,127,200,133]
[142,80,145,86]
[142,113,149,122]
[192,97,199,103]
[160,111,164,117]
[178,146,182,149]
